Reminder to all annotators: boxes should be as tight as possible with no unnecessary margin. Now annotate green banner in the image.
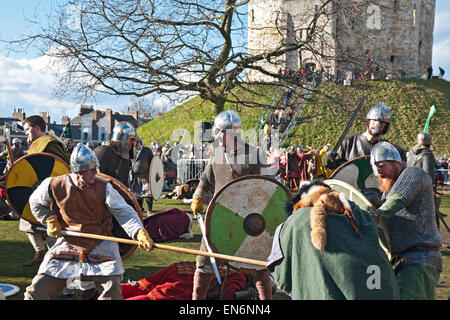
[423,105,436,133]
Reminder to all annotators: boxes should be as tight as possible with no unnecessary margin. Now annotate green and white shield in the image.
[330,156,379,192]
[205,175,291,272]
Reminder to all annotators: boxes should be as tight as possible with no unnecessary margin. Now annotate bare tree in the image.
[7,0,383,116]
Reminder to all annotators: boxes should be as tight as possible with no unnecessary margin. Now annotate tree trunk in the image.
[212,96,226,116]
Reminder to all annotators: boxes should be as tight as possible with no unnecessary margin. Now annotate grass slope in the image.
[137,84,279,145]
[138,79,449,155]
[284,79,450,154]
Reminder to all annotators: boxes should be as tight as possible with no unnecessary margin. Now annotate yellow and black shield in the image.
[5,152,70,224]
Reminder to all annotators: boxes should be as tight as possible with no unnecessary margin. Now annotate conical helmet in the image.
[212,110,241,140]
[417,132,432,146]
[112,121,137,144]
[111,121,137,159]
[370,141,402,175]
[70,143,99,173]
[366,102,392,123]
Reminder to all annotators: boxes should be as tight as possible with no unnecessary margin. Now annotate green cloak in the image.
[267,202,399,300]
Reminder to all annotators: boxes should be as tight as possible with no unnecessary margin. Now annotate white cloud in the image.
[0,54,80,121]
[0,52,141,122]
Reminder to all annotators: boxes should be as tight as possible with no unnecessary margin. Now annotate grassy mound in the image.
[138,79,450,155]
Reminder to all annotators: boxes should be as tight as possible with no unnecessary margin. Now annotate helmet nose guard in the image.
[212,110,242,140]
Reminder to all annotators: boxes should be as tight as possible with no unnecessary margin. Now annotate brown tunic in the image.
[49,175,114,253]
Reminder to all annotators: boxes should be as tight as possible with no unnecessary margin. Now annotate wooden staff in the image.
[36,227,268,267]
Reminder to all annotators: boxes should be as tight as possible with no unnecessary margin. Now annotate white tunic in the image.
[29,177,144,278]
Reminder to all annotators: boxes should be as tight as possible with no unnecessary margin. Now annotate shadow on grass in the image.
[0,240,44,300]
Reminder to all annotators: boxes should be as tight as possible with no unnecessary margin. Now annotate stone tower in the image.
[247,0,436,81]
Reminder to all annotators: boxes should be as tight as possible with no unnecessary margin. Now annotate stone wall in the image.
[247,0,436,81]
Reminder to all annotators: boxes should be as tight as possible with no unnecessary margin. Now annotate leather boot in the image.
[23,250,47,267]
[192,270,212,300]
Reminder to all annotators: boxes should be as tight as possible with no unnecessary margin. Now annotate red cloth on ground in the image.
[121,283,151,300]
[143,208,190,242]
[122,262,247,300]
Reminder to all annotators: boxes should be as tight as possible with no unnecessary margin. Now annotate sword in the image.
[330,94,367,160]
[196,213,222,285]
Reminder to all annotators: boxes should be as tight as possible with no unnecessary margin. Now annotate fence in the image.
[177,159,210,184]
[279,80,319,147]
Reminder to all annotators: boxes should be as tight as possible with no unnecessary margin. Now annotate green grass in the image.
[284,79,450,154]
[137,84,280,145]
[138,79,450,156]
[1,192,449,300]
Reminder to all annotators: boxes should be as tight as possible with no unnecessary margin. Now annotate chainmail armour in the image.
[193,141,267,200]
[406,146,435,182]
[383,167,442,271]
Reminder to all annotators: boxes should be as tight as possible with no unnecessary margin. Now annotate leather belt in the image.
[52,251,114,264]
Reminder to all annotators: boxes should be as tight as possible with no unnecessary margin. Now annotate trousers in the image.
[24,273,123,300]
[396,263,440,300]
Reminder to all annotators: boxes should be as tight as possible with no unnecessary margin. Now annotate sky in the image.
[0,0,449,123]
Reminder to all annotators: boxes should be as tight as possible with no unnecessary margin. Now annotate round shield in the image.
[330,156,379,192]
[205,175,291,272]
[148,156,164,200]
[324,179,391,260]
[97,173,143,260]
[5,153,71,224]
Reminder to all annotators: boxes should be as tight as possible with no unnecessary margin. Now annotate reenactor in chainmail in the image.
[153,142,163,159]
[129,137,154,214]
[0,138,26,174]
[370,141,442,300]
[407,132,444,229]
[94,122,136,187]
[324,102,406,170]
[406,132,435,183]
[190,110,273,300]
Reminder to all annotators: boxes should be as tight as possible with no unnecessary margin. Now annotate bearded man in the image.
[370,141,442,300]
[24,143,154,300]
